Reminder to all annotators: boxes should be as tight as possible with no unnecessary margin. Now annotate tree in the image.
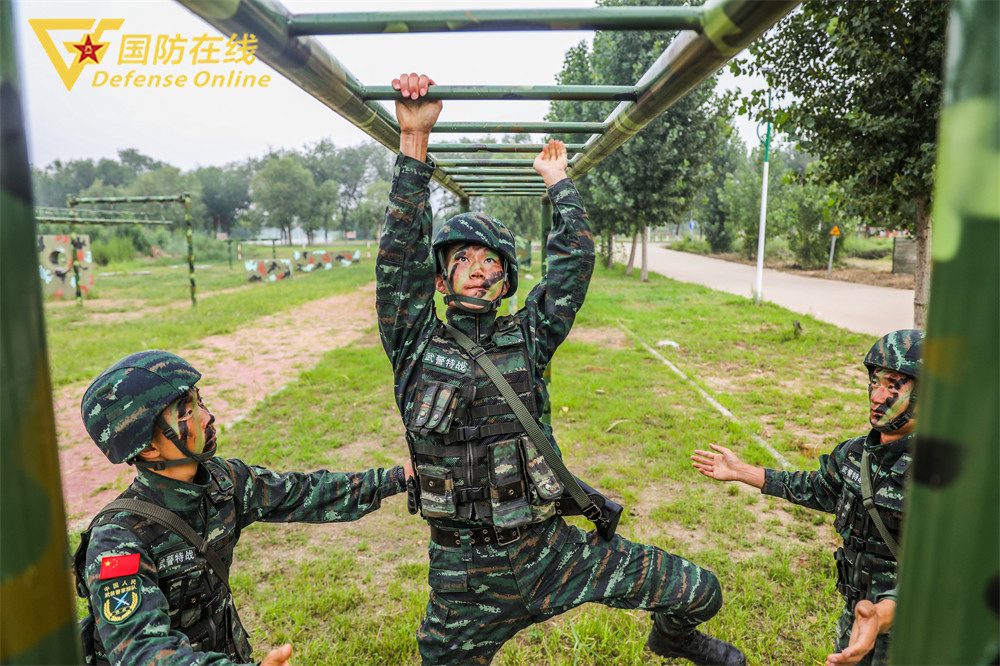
[251,156,315,244]
[733,0,949,325]
[549,0,727,280]
[692,127,746,253]
[195,164,251,237]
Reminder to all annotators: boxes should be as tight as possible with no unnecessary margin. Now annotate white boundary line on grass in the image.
[616,320,792,470]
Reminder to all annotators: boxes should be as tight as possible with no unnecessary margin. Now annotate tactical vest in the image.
[832,436,909,611]
[74,462,251,664]
[406,317,559,526]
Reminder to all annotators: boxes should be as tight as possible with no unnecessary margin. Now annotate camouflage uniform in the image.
[762,429,911,665]
[76,458,403,665]
[377,153,724,664]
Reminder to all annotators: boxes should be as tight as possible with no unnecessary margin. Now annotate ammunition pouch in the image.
[409,380,465,435]
[487,439,532,528]
[553,477,623,541]
[416,464,457,519]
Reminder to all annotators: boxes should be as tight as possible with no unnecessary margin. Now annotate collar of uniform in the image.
[133,463,212,511]
[445,308,497,343]
[864,428,914,465]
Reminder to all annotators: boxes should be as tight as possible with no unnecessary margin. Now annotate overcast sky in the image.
[12,0,762,172]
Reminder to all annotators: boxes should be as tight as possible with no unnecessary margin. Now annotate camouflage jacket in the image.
[76,458,403,665]
[762,429,913,604]
[375,153,594,522]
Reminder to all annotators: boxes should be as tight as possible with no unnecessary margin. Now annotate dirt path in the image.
[57,284,377,530]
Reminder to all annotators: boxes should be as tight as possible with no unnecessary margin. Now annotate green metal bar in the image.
[445,168,538,176]
[891,0,999,663]
[436,159,536,167]
[175,0,468,199]
[450,176,542,183]
[69,195,185,205]
[0,1,83,661]
[469,189,547,197]
[288,7,705,35]
[568,0,801,179]
[432,121,603,134]
[34,216,172,225]
[428,143,586,153]
[37,206,171,223]
[363,85,637,102]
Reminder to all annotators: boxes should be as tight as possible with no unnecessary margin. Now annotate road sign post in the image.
[827,224,841,276]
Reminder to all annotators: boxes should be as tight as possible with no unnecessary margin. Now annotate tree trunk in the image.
[641,224,649,282]
[605,231,615,269]
[624,231,638,276]
[913,195,932,328]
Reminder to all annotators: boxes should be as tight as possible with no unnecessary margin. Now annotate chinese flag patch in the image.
[99,553,140,579]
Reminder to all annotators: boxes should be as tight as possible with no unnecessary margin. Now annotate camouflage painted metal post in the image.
[0,2,83,661]
[184,193,195,306]
[891,0,1000,662]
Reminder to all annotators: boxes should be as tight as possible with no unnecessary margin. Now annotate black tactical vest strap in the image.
[859,449,901,560]
[93,498,231,590]
[444,324,602,524]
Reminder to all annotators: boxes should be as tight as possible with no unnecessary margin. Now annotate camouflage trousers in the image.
[835,605,891,665]
[417,516,723,665]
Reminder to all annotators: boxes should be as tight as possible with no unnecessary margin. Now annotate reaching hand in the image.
[392,72,442,137]
[825,599,894,666]
[261,643,292,666]
[533,139,569,187]
[691,443,745,482]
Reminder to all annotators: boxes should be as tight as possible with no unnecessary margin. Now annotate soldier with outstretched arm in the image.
[377,72,745,665]
[74,350,413,665]
[692,330,922,666]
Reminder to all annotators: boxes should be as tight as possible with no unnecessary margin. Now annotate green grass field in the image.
[59,249,872,665]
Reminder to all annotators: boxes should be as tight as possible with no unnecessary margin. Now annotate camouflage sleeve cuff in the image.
[760,468,781,496]
[874,588,897,604]
[546,177,576,200]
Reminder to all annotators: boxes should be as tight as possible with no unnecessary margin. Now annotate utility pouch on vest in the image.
[519,436,563,502]
[834,494,856,533]
[417,464,457,518]
[410,381,462,434]
[488,439,532,528]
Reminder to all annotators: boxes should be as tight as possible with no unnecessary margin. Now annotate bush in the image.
[843,236,892,259]
[91,234,137,265]
[669,236,711,255]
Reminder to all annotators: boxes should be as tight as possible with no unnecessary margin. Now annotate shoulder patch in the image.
[99,553,140,579]
[97,576,142,624]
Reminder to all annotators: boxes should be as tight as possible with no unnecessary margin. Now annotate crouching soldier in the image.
[692,329,923,665]
[75,350,411,665]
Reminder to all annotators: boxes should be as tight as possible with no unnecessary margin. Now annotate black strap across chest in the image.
[91,498,231,590]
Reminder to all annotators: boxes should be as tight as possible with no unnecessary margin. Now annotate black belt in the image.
[430,524,524,548]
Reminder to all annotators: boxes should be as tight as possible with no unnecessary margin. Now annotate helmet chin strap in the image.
[133,400,217,470]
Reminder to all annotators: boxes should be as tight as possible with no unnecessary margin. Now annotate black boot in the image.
[646,624,746,666]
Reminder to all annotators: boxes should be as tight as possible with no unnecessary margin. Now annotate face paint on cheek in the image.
[869,373,913,426]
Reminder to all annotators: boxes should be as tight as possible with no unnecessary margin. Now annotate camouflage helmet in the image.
[81,350,201,464]
[432,212,518,298]
[864,329,924,378]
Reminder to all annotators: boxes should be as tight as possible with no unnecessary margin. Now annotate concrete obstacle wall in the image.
[245,258,292,282]
[37,234,93,299]
[294,250,333,273]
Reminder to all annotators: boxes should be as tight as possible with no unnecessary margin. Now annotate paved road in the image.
[634,245,915,337]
